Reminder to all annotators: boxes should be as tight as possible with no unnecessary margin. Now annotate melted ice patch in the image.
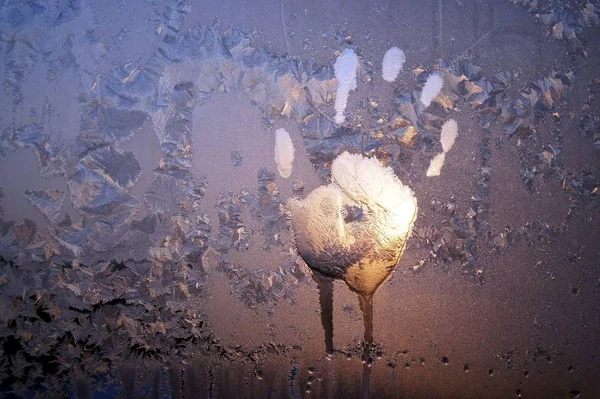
[420,72,444,108]
[426,119,459,177]
[382,47,406,82]
[334,49,359,124]
[274,128,295,178]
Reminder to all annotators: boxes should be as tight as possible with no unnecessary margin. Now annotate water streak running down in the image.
[360,294,374,399]
[315,273,334,356]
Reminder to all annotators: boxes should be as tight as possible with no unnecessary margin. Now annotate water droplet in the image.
[571,287,580,295]
[404,362,410,369]
[516,388,522,398]
[308,366,315,374]
[307,375,315,384]
[305,384,312,394]
[523,370,529,377]
[568,365,573,372]
[463,364,469,372]
[442,356,449,365]
[489,369,495,376]
[546,356,552,363]
[376,350,383,359]
[255,369,263,380]
[346,352,352,360]
[420,357,426,365]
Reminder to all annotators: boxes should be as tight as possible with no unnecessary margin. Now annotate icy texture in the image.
[79,105,149,146]
[382,47,406,82]
[274,128,295,178]
[334,49,359,124]
[231,150,243,167]
[24,189,66,223]
[67,159,140,219]
[420,72,444,107]
[81,147,142,190]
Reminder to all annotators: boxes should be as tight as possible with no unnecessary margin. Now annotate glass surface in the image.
[0,0,598,398]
